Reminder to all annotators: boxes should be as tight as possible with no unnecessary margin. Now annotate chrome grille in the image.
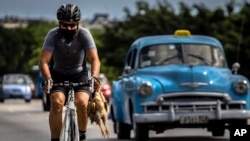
[156,92,231,102]
[142,92,246,113]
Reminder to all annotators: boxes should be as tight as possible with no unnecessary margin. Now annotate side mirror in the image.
[232,62,240,74]
[118,66,132,79]
[124,65,132,74]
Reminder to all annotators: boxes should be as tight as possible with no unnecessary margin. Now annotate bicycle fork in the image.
[60,93,79,141]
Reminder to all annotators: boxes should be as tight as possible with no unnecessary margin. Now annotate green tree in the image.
[99,0,250,81]
[0,27,38,74]
[1,0,250,82]
[0,21,57,75]
[28,22,58,66]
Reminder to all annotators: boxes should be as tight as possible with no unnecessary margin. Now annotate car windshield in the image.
[139,44,227,68]
[3,74,28,84]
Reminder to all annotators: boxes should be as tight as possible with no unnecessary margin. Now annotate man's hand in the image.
[92,77,100,91]
[42,78,53,94]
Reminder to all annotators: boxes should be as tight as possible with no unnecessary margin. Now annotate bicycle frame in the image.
[60,87,79,141]
[51,79,94,141]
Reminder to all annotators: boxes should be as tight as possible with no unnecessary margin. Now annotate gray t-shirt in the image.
[42,27,96,75]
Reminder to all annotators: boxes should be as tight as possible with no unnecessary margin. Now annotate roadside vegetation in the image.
[0,0,249,81]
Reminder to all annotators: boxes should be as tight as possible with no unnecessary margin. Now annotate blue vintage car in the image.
[109,30,250,141]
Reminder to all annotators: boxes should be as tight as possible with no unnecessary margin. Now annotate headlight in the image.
[234,80,248,94]
[2,86,7,92]
[138,82,152,97]
[25,86,31,92]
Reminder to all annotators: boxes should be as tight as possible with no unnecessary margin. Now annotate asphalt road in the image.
[0,99,230,141]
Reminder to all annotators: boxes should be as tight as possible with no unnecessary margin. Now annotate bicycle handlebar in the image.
[46,77,95,93]
[53,81,90,87]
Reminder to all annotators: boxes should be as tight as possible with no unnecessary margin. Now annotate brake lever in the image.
[47,80,50,94]
[90,77,95,93]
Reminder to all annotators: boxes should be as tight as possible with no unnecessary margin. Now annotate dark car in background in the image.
[0,73,33,103]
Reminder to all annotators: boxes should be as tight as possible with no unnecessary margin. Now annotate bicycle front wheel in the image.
[69,109,79,141]
[60,107,70,141]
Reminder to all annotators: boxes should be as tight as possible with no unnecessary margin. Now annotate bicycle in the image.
[46,79,94,141]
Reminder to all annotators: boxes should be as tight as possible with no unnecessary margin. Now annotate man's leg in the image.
[75,91,89,140]
[49,92,66,140]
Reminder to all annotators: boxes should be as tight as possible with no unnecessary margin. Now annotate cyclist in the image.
[38,3,100,141]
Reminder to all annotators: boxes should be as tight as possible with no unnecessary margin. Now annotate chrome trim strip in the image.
[181,82,208,88]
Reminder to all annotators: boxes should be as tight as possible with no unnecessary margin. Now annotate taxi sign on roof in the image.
[174,29,191,37]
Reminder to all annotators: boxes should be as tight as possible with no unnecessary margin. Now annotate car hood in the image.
[137,65,231,93]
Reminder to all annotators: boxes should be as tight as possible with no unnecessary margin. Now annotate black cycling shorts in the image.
[50,70,90,95]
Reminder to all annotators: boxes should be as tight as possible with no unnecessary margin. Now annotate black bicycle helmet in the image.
[57,4,81,22]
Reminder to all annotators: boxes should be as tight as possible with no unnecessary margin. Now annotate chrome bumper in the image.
[134,101,250,123]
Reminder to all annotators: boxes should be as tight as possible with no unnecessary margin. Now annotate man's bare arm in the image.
[86,48,100,78]
[39,50,53,80]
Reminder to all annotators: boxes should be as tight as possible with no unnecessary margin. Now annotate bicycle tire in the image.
[60,107,70,141]
[59,87,81,141]
[68,109,80,141]
[69,109,76,141]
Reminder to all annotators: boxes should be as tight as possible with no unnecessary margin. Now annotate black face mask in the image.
[60,29,77,42]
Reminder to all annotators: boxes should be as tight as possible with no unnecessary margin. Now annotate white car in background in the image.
[1,73,33,103]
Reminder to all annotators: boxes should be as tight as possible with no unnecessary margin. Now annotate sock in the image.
[51,139,59,141]
[79,130,86,140]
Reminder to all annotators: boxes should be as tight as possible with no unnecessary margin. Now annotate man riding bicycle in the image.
[38,3,100,141]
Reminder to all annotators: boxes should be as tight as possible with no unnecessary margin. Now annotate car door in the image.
[120,48,138,123]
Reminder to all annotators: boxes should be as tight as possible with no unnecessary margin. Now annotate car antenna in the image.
[236,13,245,63]
[234,2,246,74]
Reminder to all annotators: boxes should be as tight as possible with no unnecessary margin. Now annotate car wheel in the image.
[229,119,247,133]
[211,127,225,136]
[117,122,131,139]
[135,123,148,141]
[209,122,225,136]
[0,98,4,103]
[25,99,31,103]
[42,92,50,111]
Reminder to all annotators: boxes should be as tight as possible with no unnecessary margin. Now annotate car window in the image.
[140,44,182,67]
[131,49,137,69]
[139,44,227,68]
[126,51,132,67]
[3,74,27,84]
[212,47,227,67]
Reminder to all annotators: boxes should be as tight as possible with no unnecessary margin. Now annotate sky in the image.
[0,0,248,20]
